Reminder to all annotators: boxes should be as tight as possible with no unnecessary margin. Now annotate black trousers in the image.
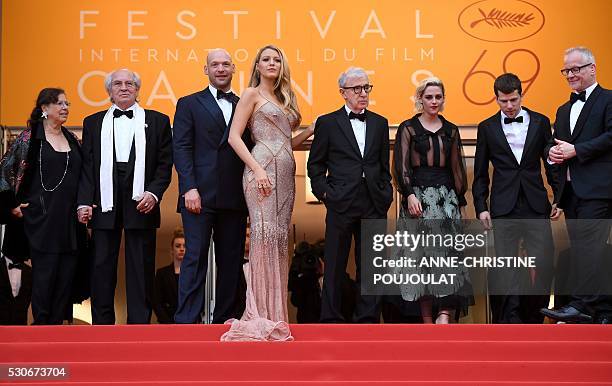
[320,180,384,323]
[561,183,612,316]
[490,190,554,324]
[90,228,156,324]
[90,161,161,324]
[30,249,77,325]
[175,207,247,324]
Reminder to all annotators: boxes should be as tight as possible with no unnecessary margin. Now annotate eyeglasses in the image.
[341,84,374,94]
[560,63,592,76]
[55,101,71,107]
[111,80,137,89]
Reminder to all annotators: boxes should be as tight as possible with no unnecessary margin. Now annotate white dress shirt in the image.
[209,85,234,126]
[564,82,598,181]
[111,103,158,202]
[570,82,598,134]
[500,108,530,164]
[113,104,136,162]
[345,105,366,157]
[4,256,22,298]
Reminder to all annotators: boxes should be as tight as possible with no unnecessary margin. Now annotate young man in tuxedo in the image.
[541,46,612,324]
[308,67,393,323]
[473,73,560,323]
[173,49,250,324]
[78,69,173,324]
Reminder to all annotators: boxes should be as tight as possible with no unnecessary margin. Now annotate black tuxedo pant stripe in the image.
[175,208,246,324]
[90,229,156,324]
[320,181,384,324]
[30,250,77,325]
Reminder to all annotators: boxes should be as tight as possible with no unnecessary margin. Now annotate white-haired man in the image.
[541,47,612,324]
[78,69,173,324]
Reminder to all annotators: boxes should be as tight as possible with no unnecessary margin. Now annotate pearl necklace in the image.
[39,142,69,192]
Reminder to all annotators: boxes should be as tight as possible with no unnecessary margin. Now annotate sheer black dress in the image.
[392,114,473,318]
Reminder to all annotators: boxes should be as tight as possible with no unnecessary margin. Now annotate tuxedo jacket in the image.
[307,107,393,215]
[546,85,612,203]
[172,87,251,211]
[77,109,173,229]
[473,107,557,217]
[0,260,32,325]
[153,263,178,324]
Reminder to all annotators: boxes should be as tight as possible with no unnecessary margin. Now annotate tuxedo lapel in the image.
[556,103,572,140]
[363,110,377,158]
[196,88,227,131]
[571,85,602,141]
[491,114,519,166]
[219,98,239,146]
[520,108,539,165]
[335,108,362,158]
[0,261,11,298]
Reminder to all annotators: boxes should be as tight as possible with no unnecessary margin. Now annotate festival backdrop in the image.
[2,0,611,126]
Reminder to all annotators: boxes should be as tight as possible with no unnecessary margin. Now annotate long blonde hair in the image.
[248,45,301,122]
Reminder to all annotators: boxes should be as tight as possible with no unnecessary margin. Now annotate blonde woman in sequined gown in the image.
[224,45,315,341]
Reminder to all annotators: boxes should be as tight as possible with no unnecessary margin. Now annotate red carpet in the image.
[1,324,611,384]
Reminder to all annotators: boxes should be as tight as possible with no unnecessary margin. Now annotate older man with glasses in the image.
[540,46,612,324]
[307,67,393,323]
[78,69,173,324]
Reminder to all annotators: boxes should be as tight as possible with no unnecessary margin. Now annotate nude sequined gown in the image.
[221,99,297,341]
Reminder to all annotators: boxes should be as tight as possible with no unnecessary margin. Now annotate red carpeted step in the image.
[3,340,612,363]
[3,324,612,343]
[3,324,611,384]
[9,360,610,382]
[291,324,612,342]
[8,382,612,386]
[9,382,612,385]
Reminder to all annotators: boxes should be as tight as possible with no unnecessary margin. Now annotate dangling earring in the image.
[41,111,48,119]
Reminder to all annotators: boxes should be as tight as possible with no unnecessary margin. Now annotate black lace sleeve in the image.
[392,121,415,199]
[449,125,468,207]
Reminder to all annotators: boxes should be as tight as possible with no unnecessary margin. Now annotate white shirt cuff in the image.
[146,191,159,202]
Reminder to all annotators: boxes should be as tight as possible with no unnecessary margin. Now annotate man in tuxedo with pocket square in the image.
[173,49,250,324]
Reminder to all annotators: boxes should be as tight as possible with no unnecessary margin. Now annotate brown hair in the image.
[171,227,185,246]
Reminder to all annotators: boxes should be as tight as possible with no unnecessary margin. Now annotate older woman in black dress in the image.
[0,88,82,324]
[393,77,472,324]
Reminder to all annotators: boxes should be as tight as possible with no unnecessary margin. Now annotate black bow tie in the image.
[504,116,523,124]
[217,90,237,103]
[113,109,134,119]
[349,111,366,122]
[8,262,24,270]
[570,91,586,104]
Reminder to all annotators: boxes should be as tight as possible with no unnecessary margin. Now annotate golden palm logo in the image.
[470,8,535,29]
[458,0,545,42]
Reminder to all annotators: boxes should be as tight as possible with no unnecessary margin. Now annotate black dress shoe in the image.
[595,314,611,324]
[540,305,593,323]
